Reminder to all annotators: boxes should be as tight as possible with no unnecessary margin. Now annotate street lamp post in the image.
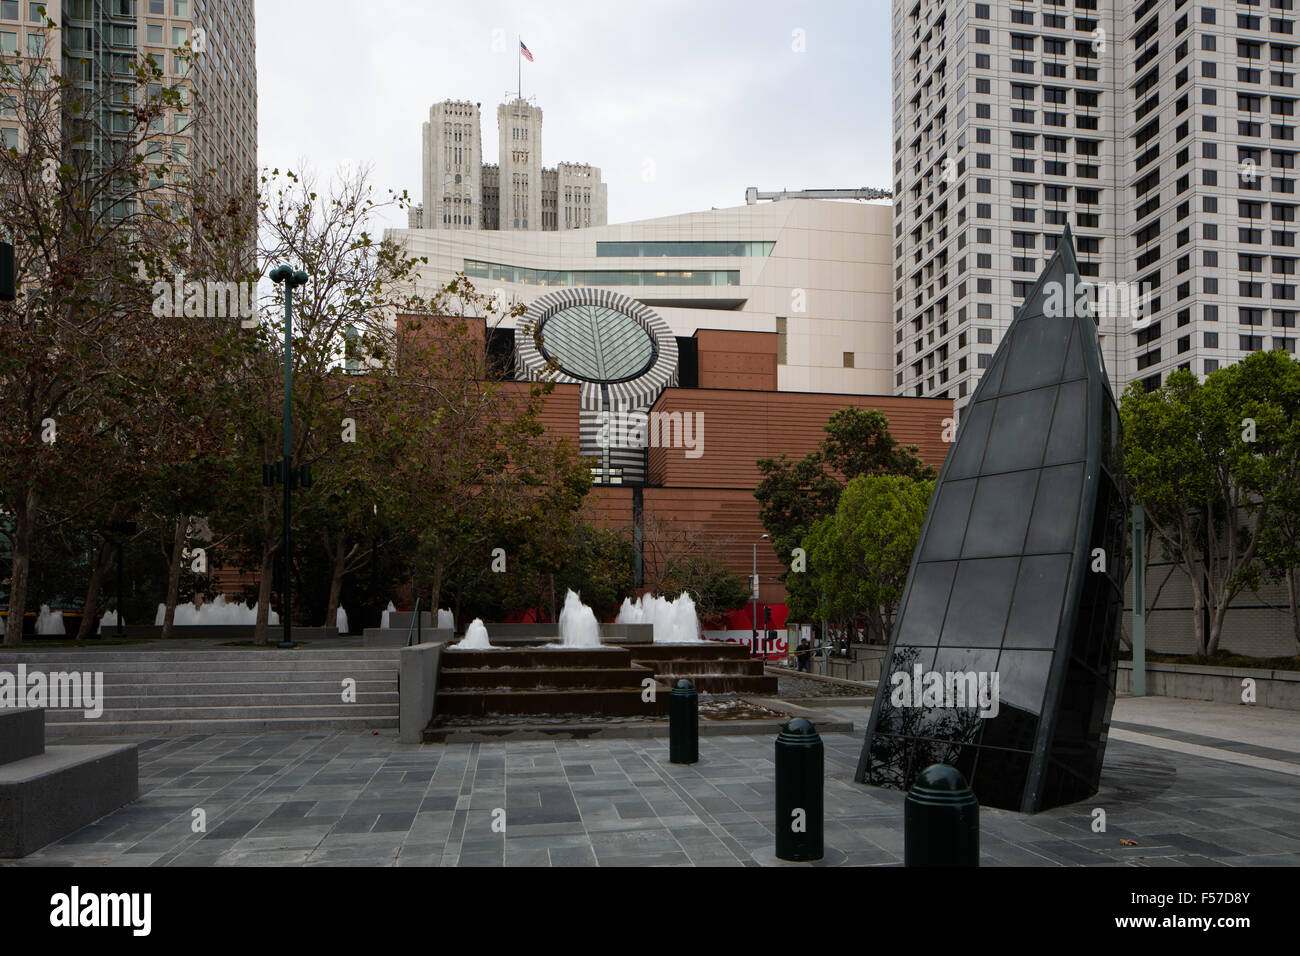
[269,265,309,649]
[752,532,769,657]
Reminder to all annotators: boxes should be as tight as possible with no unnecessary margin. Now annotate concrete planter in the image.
[1119,660,1300,710]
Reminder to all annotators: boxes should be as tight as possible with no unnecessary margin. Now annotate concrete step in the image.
[436,687,668,718]
[0,660,398,675]
[0,742,138,857]
[0,649,401,663]
[42,702,398,722]
[627,643,753,662]
[648,659,767,676]
[55,676,397,691]
[438,667,654,690]
[43,715,398,736]
[442,647,632,669]
[0,708,44,765]
[41,697,395,712]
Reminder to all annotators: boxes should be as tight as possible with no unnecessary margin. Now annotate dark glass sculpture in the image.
[855,228,1128,813]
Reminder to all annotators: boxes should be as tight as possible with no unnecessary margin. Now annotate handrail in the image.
[405,597,423,647]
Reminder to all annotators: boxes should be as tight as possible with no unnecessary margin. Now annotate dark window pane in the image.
[945,402,993,478]
[1000,313,1072,393]
[1004,553,1072,647]
[994,648,1054,715]
[897,562,959,644]
[941,557,1020,646]
[1025,463,1084,552]
[963,471,1038,558]
[983,387,1057,473]
[977,342,1010,398]
[979,703,1041,751]
[1062,320,1085,379]
[1045,379,1088,465]
[971,748,1031,809]
[921,481,976,560]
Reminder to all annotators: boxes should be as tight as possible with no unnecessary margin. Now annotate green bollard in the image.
[668,679,698,764]
[775,717,823,861]
[904,763,980,866]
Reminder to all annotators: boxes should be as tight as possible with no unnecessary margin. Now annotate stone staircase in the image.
[0,648,401,736]
[435,647,669,718]
[627,643,779,694]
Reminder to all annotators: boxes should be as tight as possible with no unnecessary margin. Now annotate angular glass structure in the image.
[855,229,1127,813]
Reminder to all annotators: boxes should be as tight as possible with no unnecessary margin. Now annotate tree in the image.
[0,27,219,644]
[755,407,935,626]
[801,474,933,644]
[376,278,591,617]
[1120,352,1300,655]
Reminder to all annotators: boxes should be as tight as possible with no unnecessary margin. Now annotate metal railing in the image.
[405,597,423,647]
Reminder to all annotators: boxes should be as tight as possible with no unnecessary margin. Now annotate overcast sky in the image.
[255,0,895,232]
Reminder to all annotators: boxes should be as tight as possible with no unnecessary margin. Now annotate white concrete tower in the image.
[498,98,544,231]
[421,99,483,230]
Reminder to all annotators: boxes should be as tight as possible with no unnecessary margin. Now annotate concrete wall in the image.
[1118,661,1300,711]
[399,641,447,744]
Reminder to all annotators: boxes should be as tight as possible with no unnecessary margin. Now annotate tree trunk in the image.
[75,538,116,641]
[3,487,38,646]
[1288,568,1300,655]
[160,515,187,639]
[1190,567,1207,656]
[429,554,444,621]
[253,543,276,645]
[324,535,346,629]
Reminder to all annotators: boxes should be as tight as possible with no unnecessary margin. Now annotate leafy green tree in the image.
[755,407,935,626]
[0,30,224,644]
[1121,352,1300,655]
[800,474,933,643]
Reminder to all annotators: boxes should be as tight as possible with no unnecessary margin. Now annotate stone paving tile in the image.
[7,720,1300,868]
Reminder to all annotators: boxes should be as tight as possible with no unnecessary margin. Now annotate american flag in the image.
[520,40,534,62]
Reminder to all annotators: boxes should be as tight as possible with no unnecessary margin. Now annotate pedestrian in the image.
[796,638,812,673]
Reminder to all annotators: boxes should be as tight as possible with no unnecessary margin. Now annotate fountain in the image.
[97,609,124,634]
[380,601,397,629]
[458,618,493,649]
[335,606,349,634]
[153,595,279,626]
[35,605,66,635]
[557,590,601,647]
[437,608,455,631]
[616,592,701,643]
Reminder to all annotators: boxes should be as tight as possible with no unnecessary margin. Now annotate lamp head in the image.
[291,269,309,288]
[269,265,291,283]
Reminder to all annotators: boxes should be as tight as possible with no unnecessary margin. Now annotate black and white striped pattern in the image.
[514,288,679,484]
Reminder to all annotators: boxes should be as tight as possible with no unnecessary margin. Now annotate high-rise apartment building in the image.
[892,0,1300,412]
[0,0,256,200]
[412,95,607,232]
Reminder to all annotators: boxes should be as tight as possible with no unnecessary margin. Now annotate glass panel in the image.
[1000,313,1072,393]
[1045,379,1087,465]
[945,401,993,478]
[941,557,1020,646]
[982,386,1056,473]
[1004,553,1071,648]
[962,471,1038,558]
[1024,463,1083,553]
[975,341,1009,398]
[921,480,976,560]
[970,747,1031,809]
[1062,319,1085,379]
[896,562,958,644]
[994,648,1054,715]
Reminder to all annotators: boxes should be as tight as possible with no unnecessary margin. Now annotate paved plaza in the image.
[4,696,1298,867]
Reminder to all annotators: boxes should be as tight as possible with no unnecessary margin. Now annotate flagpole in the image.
[518,35,521,100]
